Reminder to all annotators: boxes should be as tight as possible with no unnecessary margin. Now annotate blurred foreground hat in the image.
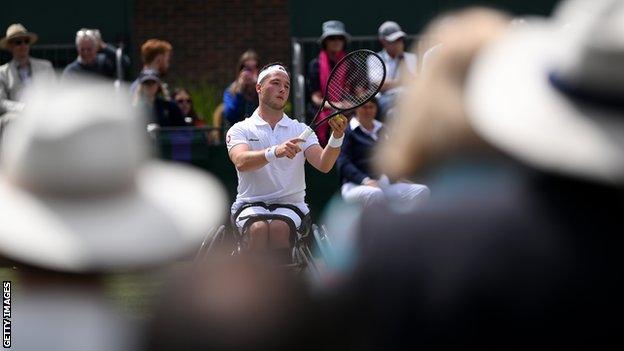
[318,20,351,44]
[378,21,407,42]
[0,78,227,273]
[0,23,38,49]
[375,8,510,179]
[466,0,624,184]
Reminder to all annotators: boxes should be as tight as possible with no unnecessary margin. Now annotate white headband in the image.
[258,65,289,83]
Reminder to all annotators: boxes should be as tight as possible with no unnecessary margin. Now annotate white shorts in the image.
[232,203,309,230]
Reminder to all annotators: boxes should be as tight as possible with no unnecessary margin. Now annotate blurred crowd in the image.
[1,0,624,350]
[1,16,419,146]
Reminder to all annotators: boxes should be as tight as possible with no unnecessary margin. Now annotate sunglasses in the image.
[325,36,344,41]
[176,99,192,104]
[10,38,30,46]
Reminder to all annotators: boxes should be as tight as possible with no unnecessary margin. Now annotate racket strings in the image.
[325,51,385,110]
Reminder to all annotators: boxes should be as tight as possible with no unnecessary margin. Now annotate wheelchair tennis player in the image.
[226,63,347,263]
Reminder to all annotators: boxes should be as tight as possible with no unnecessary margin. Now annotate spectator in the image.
[130,39,173,99]
[173,87,205,126]
[133,70,186,127]
[0,77,227,351]
[61,28,130,80]
[337,3,624,350]
[0,23,54,116]
[373,21,417,119]
[222,50,260,125]
[307,20,350,147]
[337,97,429,209]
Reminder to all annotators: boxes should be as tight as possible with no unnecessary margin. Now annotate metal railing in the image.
[0,44,76,68]
[290,35,419,120]
[1,43,128,82]
[291,40,306,122]
[147,125,224,149]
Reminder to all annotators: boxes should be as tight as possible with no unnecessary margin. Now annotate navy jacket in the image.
[153,98,187,127]
[337,122,386,185]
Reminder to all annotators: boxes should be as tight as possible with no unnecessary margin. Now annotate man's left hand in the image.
[328,114,347,138]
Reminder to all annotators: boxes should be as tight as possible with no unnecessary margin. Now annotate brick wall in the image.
[134,0,290,89]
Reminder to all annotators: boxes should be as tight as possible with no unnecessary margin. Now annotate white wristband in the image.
[264,145,277,162]
[361,177,371,185]
[328,134,344,148]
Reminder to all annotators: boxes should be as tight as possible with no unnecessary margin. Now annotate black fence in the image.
[0,44,76,69]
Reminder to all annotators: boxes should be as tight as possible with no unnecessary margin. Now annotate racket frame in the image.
[304,49,387,137]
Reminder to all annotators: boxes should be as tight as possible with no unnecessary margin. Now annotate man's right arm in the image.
[229,144,269,172]
[228,139,304,172]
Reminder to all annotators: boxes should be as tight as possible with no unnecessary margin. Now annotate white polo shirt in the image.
[226,109,319,212]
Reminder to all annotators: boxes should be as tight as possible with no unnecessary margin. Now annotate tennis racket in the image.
[299,49,386,140]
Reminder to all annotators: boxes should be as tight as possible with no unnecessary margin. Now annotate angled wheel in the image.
[194,225,226,261]
[312,224,334,262]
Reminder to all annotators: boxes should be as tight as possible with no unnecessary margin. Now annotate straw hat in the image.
[0,23,38,49]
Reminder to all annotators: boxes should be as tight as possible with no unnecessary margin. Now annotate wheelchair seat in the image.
[233,202,312,245]
[196,202,332,281]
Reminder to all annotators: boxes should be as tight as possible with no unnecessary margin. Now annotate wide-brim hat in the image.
[0,77,228,273]
[0,23,38,49]
[318,20,351,45]
[466,0,624,185]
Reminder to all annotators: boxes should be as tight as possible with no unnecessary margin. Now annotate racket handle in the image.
[298,126,314,141]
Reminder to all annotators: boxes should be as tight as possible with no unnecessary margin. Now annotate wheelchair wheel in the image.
[292,243,322,282]
[312,224,334,263]
[194,225,227,261]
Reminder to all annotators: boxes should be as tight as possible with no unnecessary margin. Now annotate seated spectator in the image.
[130,39,173,100]
[222,50,259,125]
[173,87,205,126]
[337,97,429,209]
[372,21,417,119]
[133,71,185,127]
[0,23,54,116]
[307,20,350,147]
[61,28,130,81]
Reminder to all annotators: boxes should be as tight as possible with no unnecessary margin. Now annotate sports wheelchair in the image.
[195,202,334,280]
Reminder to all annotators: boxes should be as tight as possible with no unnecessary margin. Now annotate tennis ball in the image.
[331,114,347,124]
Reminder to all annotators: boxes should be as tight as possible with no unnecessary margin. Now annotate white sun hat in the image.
[0,77,227,273]
[466,0,624,185]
